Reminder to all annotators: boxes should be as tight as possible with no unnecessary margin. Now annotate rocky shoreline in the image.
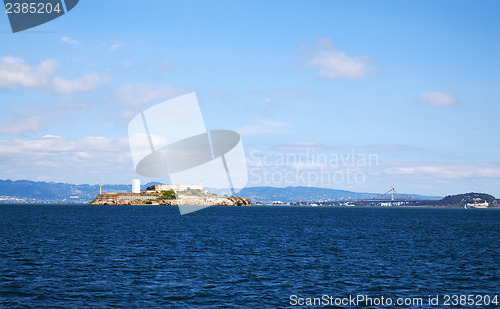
[90,193,252,206]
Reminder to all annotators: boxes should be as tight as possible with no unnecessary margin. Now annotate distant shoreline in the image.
[2,203,499,210]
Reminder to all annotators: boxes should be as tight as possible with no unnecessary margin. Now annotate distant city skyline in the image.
[0,1,499,197]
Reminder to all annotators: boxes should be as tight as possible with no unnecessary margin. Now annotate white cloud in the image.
[239,119,290,135]
[273,142,327,152]
[0,136,134,183]
[418,92,459,106]
[0,57,110,95]
[0,98,94,135]
[43,135,62,139]
[112,83,187,119]
[303,39,374,79]
[0,136,128,158]
[1,56,24,65]
[0,136,129,163]
[61,36,79,44]
[0,117,44,135]
[385,164,500,179]
[110,43,124,51]
[52,74,111,95]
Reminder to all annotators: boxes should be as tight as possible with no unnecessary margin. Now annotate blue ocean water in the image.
[0,205,498,308]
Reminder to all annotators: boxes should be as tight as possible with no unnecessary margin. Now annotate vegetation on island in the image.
[437,192,498,207]
[160,190,176,200]
[227,195,252,206]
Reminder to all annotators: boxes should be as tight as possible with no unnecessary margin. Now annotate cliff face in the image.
[227,195,252,206]
[169,196,244,206]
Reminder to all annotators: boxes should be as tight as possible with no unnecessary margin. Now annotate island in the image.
[436,192,498,208]
[90,184,252,206]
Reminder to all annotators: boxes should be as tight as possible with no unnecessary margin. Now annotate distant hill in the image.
[0,179,441,204]
[235,186,370,203]
[215,186,440,203]
[438,192,498,207]
[0,179,159,203]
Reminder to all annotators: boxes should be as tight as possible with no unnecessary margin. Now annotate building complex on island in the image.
[150,183,203,192]
[100,180,205,198]
[93,179,213,205]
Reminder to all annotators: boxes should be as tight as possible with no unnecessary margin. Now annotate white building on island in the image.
[466,201,489,208]
[132,179,141,193]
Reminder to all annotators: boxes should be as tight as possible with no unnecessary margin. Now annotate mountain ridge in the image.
[233,186,441,203]
[0,179,442,204]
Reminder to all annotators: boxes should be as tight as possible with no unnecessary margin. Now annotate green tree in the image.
[160,190,176,200]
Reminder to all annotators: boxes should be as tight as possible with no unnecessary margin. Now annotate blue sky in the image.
[0,0,499,196]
